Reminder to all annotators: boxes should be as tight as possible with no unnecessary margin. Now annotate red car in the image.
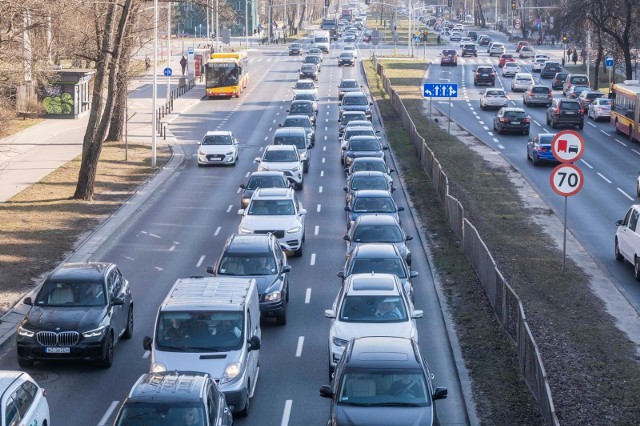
[498,53,515,68]
[516,41,530,53]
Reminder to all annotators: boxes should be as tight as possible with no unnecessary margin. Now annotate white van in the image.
[615,205,640,280]
[143,276,261,417]
[313,30,331,53]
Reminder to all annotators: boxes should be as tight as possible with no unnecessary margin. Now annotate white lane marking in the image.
[237,187,242,193]
[323,146,327,152]
[483,126,489,130]
[498,144,505,149]
[196,255,205,267]
[615,139,627,146]
[320,170,325,177]
[314,225,319,235]
[97,401,120,426]
[322,158,326,163]
[295,337,305,357]
[632,149,640,156]
[325,118,328,122]
[305,288,311,303]
[154,266,163,271]
[533,120,540,126]
[143,350,150,359]
[600,129,610,136]
[310,253,316,266]
[472,111,478,116]
[281,400,293,426]
[319,186,323,193]
[326,111,329,115]
[597,172,612,183]
[587,122,596,127]
[580,159,593,169]
[617,188,635,201]
[264,136,269,141]
[478,120,485,125]
[226,205,233,212]
[214,226,221,236]
[325,127,328,132]
[245,172,251,177]
[169,245,176,252]
[492,137,499,142]
[317,204,321,212]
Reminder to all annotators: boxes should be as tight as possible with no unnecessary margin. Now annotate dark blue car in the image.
[526,133,559,166]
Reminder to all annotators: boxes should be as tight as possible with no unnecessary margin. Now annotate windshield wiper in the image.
[368,402,422,407]
[338,401,373,406]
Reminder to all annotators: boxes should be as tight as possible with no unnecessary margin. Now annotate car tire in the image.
[294,245,303,258]
[97,332,114,368]
[524,129,530,136]
[297,181,304,190]
[532,153,540,166]
[237,391,250,417]
[615,238,624,261]
[122,306,133,339]
[635,257,640,281]
[276,308,287,326]
[578,123,584,130]
[304,162,309,173]
[551,121,557,129]
[17,357,34,368]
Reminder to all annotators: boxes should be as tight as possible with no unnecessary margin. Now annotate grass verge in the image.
[364,58,640,424]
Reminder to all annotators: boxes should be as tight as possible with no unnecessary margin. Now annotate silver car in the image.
[587,97,612,121]
[511,73,535,92]
[480,88,509,110]
[523,84,553,107]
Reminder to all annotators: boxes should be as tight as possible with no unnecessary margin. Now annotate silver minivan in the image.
[143,276,261,417]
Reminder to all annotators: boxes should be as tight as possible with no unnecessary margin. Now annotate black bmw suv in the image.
[474,65,496,86]
[16,262,134,368]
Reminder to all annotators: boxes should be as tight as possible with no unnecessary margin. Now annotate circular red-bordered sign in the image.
[550,163,584,197]
[551,130,585,163]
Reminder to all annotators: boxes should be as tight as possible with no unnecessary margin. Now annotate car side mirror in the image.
[410,271,419,278]
[238,209,245,215]
[286,109,290,112]
[406,235,413,241]
[112,296,125,306]
[300,208,307,215]
[206,266,215,275]
[616,219,624,226]
[337,271,345,279]
[319,385,334,399]
[239,184,246,189]
[391,186,396,192]
[343,186,348,192]
[23,297,33,306]
[342,146,347,150]
[344,206,351,211]
[278,123,283,127]
[143,336,152,351]
[383,146,389,150]
[255,158,261,163]
[397,206,405,212]
[282,264,292,273]
[197,141,202,145]
[248,335,261,351]
[433,387,448,400]
[324,309,336,318]
[390,168,396,173]
[412,310,424,319]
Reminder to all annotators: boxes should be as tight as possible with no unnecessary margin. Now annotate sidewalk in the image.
[0,71,204,344]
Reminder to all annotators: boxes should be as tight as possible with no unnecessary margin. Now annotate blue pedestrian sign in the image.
[605,57,614,67]
[163,67,172,77]
[423,83,458,98]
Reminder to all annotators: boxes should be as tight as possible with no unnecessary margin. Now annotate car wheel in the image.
[546,115,551,125]
[551,121,557,129]
[276,308,287,326]
[304,162,309,173]
[524,129,530,136]
[523,98,527,106]
[635,257,640,281]
[578,123,584,130]
[637,182,640,197]
[480,103,484,110]
[532,153,540,166]
[17,357,34,368]
[237,391,250,417]
[297,181,304,190]
[615,238,624,261]
[122,306,133,339]
[97,332,114,368]
[294,245,303,257]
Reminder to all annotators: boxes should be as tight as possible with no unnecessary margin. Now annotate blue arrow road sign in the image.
[605,57,614,67]
[423,83,458,98]
[163,67,172,77]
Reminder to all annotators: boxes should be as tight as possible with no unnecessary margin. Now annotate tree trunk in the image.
[594,28,602,90]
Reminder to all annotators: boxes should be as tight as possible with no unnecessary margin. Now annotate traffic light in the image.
[562,34,567,43]
[447,0,452,7]
[511,0,516,10]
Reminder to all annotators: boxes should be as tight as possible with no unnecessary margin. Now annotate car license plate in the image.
[45,347,70,354]
[566,111,576,115]
[512,121,520,124]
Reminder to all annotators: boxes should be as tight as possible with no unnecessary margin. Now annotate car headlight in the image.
[151,362,167,373]
[287,225,301,233]
[220,362,242,384]
[258,165,267,172]
[17,326,34,338]
[238,226,253,234]
[264,291,282,302]
[198,150,206,156]
[226,151,234,156]
[82,326,107,338]
[291,166,300,172]
[332,337,349,347]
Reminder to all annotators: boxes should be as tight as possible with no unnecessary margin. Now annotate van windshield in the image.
[115,403,205,426]
[156,311,244,352]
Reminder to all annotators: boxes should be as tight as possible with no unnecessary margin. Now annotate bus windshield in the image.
[206,62,239,88]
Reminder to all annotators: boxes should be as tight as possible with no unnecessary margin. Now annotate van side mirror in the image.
[143,336,152,351]
[248,335,261,351]
[616,219,624,226]
[239,184,246,189]
[324,309,336,318]
[410,271,419,278]
[206,266,215,275]
[412,309,424,319]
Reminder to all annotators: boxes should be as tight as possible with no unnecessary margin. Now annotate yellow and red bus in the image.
[610,80,640,142]
[205,51,249,98]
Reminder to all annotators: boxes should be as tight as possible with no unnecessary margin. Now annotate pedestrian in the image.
[437,34,441,45]
[572,49,578,65]
[180,55,187,76]
[144,56,150,71]
[551,35,555,47]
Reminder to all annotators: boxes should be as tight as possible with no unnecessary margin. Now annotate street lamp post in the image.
[166,3,171,104]
[152,0,158,168]
[245,0,249,47]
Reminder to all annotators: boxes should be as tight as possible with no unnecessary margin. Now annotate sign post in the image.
[550,130,585,270]
[606,56,614,91]
[423,83,458,134]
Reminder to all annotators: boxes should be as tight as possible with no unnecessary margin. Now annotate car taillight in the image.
[537,146,549,152]
[555,106,561,114]
[500,118,509,123]
[548,93,553,98]
[523,118,530,123]
[528,91,534,96]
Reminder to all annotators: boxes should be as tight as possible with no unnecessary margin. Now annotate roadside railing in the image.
[372,59,560,426]
[155,78,195,138]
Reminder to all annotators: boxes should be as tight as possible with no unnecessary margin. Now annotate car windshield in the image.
[337,370,429,406]
[246,175,286,190]
[571,86,588,94]
[340,81,359,88]
[486,90,505,97]
[284,117,310,127]
[304,56,320,64]
[35,281,106,307]
[290,103,313,113]
[352,161,386,173]
[504,110,527,118]
[345,129,375,139]
[248,199,295,215]
[301,65,316,72]
[115,403,206,426]
[349,139,380,151]
[561,102,580,110]
[340,53,354,58]
[350,176,389,191]
[353,196,395,213]
[338,295,407,322]
[596,99,610,106]
[263,149,298,162]
[341,114,367,124]
[343,96,368,106]
[349,257,406,277]
[156,311,244,352]
[293,94,315,102]
[202,134,232,145]
[295,82,315,90]
[532,87,550,93]
[274,135,306,149]
[352,224,403,243]
[218,253,277,276]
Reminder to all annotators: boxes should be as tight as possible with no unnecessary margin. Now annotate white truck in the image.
[312,30,331,53]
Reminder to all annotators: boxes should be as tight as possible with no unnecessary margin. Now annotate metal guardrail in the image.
[372,59,560,426]
[155,79,195,138]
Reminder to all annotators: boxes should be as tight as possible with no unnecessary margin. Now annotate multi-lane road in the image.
[0,39,471,425]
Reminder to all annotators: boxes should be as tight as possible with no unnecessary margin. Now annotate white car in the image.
[502,62,521,77]
[291,79,318,97]
[256,145,304,189]
[197,130,239,166]
[511,72,535,92]
[341,44,358,59]
[459,37,473,47]
[533,54,550,62]
[518,46,536,58]
[479,88,509,110]
[238,187,306,257]
[531,58,548,72]
[489,42,505,56]
[324,273,421,374]
[0,371,50,426]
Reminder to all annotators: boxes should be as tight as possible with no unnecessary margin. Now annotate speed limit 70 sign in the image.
[550,164,584,197]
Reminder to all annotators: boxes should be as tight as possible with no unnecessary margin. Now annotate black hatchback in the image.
[461,43,477,57]
[552,72,568,90]
[299,64,319,81]
[493,107,530,135]
[16,262,134,368]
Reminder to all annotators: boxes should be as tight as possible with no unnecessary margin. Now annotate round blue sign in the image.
[163,67,172,77]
